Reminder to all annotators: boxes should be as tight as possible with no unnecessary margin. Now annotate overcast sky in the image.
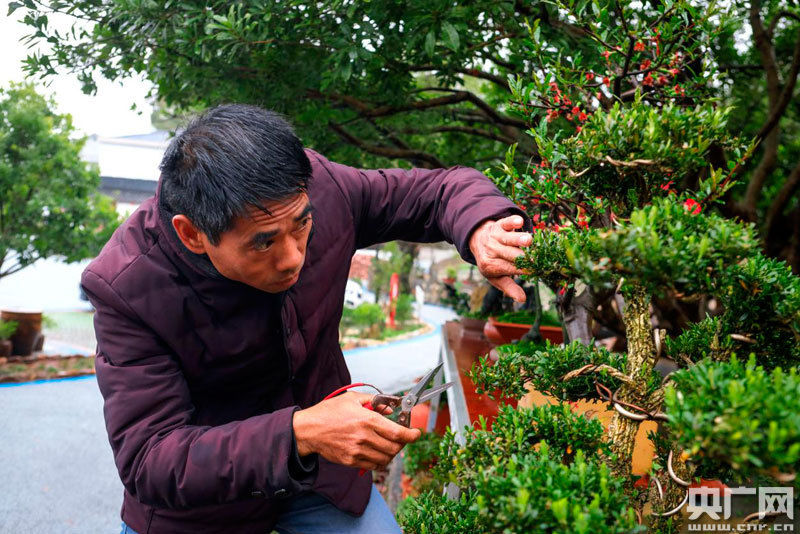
[0,0,155,138]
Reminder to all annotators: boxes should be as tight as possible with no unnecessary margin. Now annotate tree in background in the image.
[399,2,799,532]
[14,1,800,269]
[0,83,119,281]
[369,241,413,303]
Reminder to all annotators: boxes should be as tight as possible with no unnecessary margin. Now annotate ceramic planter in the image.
[459,317,487,333]
[0,309,43,356]
[483,316,564,345]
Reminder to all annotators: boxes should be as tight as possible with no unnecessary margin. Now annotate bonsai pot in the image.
[484,316,564,345]
[460,317,487,333]
[1,309,43,356]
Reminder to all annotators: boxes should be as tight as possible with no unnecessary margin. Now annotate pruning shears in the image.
[323,363,453,474]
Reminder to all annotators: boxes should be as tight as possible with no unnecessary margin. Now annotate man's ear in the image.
[172,214,208,254]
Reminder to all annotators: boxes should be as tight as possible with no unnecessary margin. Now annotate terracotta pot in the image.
[1,309,43,356]
[460,317,486,333]
[484,317,564,345]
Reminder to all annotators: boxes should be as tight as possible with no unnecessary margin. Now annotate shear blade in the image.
[415,381,454,404]
[409,363,444,397]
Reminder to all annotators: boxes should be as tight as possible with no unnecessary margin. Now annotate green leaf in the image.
[7,1,23,15]
[441,21,459,51]
[424,29,436,57]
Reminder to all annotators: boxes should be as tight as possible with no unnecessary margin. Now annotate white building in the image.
[82,131,169,214]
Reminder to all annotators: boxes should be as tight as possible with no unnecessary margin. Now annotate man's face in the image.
[201,192,312,293]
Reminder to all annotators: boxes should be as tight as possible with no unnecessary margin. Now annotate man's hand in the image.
[292,392,421,471]
[468,215,532,303]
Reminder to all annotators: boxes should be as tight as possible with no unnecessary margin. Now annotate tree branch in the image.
[765,159,800,239]
[328,123,445,168]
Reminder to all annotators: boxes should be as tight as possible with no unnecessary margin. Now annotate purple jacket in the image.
[82,149,523,533]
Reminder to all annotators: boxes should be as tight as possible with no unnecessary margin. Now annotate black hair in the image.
[159,104,311,245]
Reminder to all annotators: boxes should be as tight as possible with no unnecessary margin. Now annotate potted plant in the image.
[442,267,457,285]
[399,3,799,532]
[0,319,18,358]
[0,309,43,356]
[484,308,564,345]
[459,310,488,333]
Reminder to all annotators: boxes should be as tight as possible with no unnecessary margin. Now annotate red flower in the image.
[576,125,582,133]
[669,68,680,76]
[642,74,654,86]
[660,180,675,191]
[601,50,612,60]
[640,59,652,70]
[571,106,580,115]
[558,283,568,296]
[634,41,646,52]
[549,82,559,92]
[673,84,685,96]
[578,112,588,122]
[683,198,702,215]
[577,216,588,229]
[603,76,611,87]
[553,95,560,104]
[585,72,595,81]
[657,74,668,85]
[595,91,603,100]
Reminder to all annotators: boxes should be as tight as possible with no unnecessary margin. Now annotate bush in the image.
[0,320,18,341]
[394,293,415,325]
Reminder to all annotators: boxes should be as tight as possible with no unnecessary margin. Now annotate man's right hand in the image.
[292,392,421,471]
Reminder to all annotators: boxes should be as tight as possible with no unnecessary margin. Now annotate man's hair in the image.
[159,104,311,245]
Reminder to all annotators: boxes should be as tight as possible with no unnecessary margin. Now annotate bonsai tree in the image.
[399,2,800,532]
[0,84,120,280]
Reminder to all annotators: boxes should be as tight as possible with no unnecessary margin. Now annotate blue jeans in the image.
[120,485,402,533]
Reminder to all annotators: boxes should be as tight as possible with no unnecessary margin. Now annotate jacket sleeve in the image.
[82,269,318,509]
[308,149,529,263]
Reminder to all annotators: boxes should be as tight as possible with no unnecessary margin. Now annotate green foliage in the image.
[369,242,412,302]
[394,293,415,325]
[471,340,628,402]
[0,84,120,279]
[494,309,561,327]
[341,302,384,329]
[665,355,800,482]
[401,446,640,534]
[403,432,442,477]
[0,320,18,340]
[562,197,758,297]
[400,405,635,533]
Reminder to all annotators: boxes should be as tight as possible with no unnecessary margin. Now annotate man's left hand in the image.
[468,215,532,303]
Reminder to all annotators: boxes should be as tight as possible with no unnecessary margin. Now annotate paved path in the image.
[0,304,455,533]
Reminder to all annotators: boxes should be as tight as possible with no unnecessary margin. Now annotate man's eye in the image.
[254,241,273,251]
[298,217,311,229]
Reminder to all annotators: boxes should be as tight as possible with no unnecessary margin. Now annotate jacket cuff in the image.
[458,205,531,265]
[289,410,319,481]
[250,406,318,501]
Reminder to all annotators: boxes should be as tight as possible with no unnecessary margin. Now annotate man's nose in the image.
[275,237,303,273]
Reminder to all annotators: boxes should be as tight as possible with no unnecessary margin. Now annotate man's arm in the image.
[309,149,532,301]
[83,269,317,509]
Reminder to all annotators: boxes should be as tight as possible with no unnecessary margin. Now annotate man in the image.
[82,104,531,534]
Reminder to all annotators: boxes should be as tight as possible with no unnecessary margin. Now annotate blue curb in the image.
[2,308,455,388]
[0,373,96,388]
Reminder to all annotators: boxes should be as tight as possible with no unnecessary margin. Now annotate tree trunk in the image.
[607,284,656,478]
